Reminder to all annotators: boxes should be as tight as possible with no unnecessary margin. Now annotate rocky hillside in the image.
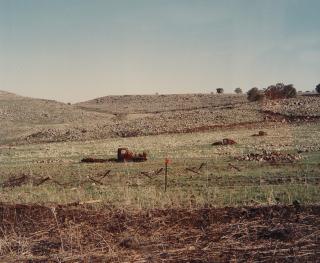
[75,93,247,114]
[0,91,113,144]
[109,103,264,137]
[262,96,320,117]
[0,91,110,124]
[1,91,319,145]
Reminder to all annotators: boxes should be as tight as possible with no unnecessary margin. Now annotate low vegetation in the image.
[265,83,297,99]
[234,87,242,94]
[247,83,297,102]
[247,87,265,102]
[216,88,224,94]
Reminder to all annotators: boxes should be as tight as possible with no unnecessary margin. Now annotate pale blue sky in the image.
[0,0,319,102]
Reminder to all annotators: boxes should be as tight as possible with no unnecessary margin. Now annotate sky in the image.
[0,0,319,102]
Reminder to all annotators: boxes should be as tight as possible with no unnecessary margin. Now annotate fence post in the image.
[165,158,170,192]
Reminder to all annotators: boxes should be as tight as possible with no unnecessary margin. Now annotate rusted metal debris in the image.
[81,148,147,163]
[212,138,237,146]
[117,147,147,162]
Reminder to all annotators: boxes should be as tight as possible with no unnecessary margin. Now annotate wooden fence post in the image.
[165,158,170,192]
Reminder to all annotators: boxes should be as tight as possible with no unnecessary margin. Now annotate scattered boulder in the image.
[235,151,301,163]
[252,131,267,136]
[212,138,237,146]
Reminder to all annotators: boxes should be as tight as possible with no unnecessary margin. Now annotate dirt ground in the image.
[0,203,319,262]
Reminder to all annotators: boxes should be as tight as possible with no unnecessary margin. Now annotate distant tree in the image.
[283,84,297,98]
[216,88,224,94]
[265,83,297,99]
[234,87,242,94]
[316,84,320,94]
[247,87,264,102]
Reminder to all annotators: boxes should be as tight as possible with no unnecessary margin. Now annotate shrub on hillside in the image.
[247,87,265,102]
[265,83,297,99]
[234,87,242,94]
[216,88,224,94]
[316,84,320,94]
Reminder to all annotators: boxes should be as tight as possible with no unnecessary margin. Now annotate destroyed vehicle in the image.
[81,148,147,163]
[117,147,147,162]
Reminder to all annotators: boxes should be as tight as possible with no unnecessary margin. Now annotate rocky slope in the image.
[1,91,319,145]
[76,93,247,114]
[262,96,320,117]
[0,91,112,144]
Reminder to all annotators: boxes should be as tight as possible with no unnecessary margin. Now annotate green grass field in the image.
[1,122,319,208]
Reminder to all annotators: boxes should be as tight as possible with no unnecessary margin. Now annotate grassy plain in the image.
[1,122,319,208]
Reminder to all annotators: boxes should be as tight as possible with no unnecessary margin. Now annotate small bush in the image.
[265,83,297,99]
[247,87,265,102]
[216,88,224,94]
[316,84,320,94]
[234,87,242,94]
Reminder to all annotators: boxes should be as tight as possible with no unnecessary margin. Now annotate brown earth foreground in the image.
[0,203,319,262]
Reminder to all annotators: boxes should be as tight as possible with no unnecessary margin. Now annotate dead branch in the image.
[32,176,51,186]
[198,162,207,171]
[140,172,152,179]
[98,170,111,179]
[88,176,104,185]
[185,168,202,175]
[228,163,241,172]
[2,174,29,188]
[155,168,164,175]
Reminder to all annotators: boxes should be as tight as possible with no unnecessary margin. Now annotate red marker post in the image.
[164,158,171,192]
